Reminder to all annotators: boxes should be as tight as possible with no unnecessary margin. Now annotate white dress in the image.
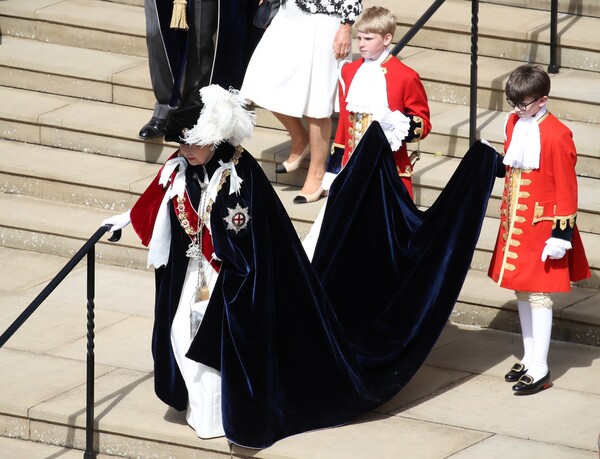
[170,257,224,438]
[241,0,341,118]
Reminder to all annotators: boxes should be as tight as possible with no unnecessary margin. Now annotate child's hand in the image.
[541,237,572,262]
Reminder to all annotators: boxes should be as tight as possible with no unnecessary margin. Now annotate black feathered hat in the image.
[163,105,203,143]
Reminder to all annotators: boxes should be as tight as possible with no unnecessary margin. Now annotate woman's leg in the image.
[302,116,331,194]
[273,112,309,162]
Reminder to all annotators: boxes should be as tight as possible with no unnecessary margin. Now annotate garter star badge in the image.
[223,203,251,234]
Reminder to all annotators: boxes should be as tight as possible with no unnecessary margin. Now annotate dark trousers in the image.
[144,0,218,117]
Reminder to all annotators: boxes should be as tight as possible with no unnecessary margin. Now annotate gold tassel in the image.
[170,0,189,31]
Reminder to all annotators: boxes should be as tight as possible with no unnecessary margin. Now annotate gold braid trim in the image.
[554,214,577,231]
[532,201,577,229]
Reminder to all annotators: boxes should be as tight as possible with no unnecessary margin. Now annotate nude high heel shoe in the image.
[275,145,310,174]
[293,187,327,204]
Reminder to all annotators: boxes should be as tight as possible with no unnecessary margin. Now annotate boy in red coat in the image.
[488,64,590,395]
[331,6,431,197]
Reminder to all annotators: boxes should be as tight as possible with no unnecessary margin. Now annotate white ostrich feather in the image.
[184,85,256,147]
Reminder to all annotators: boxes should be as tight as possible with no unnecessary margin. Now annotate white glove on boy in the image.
[541,237,572,262]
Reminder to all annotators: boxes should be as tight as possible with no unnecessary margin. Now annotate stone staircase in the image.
[0,0,598,333]
[1,0,600,457]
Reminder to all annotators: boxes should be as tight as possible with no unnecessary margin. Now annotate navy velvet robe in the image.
[185,123,499,448]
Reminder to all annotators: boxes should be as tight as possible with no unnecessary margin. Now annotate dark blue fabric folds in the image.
[314,123,498,393]
[183,125,499,448]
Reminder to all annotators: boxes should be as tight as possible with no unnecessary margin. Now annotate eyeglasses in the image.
[506,98,540,111]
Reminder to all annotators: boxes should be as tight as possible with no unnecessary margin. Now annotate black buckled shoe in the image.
[138,116,169,139]
[504,363,527,382]
[512,372,552,395]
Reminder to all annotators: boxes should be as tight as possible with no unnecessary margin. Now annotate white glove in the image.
[373,109,410,151]
[541,237,572,262]
[102,210,131,232]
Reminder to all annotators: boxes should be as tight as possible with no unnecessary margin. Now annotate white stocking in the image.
[528,307,553,381]
[517,300,533,369]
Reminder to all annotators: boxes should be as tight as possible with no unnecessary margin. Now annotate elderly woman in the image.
[241,0,362,203]
[103,86,257,439]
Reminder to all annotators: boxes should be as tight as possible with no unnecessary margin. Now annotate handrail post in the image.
[548,0,559,73]
[390,0,446,57]
[84,247,97,459]
[469,0,479,145]
[0,226,120,459]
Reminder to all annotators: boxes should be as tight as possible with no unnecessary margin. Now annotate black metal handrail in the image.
[548,0,559,73]
[0,225,121,459]
[391,0,560,144]
[390,0,479,145]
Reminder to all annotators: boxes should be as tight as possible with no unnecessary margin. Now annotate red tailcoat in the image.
[488,112,590,292]
[333,55,431,196]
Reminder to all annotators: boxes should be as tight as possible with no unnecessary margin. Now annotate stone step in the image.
[0,0,146,57]
[3,0,599,73]
[105,0,143,6]
[2,81,598,183]
[0,435,121,458]
[480,0,600,18]
[399,47,600,125]
[3,32,599,131]
[382,0,600,72]
[0,36,151,108]
[452,268,600,347]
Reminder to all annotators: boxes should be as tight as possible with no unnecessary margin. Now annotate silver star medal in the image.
[223,203,251,234]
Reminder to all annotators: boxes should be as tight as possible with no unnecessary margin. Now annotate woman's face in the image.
[180,143,214,166]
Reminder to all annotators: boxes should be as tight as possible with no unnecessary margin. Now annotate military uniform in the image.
[488,111,590,292]
[332,53,431,196]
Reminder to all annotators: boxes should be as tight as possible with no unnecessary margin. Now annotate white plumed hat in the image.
[183,85,256,147]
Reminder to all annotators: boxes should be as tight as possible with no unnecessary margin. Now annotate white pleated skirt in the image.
[241,0,340,118]
[170,258,224,439]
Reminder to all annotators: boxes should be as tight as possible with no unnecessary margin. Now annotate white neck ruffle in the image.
[503,106,547,170]
[345,49,390,115]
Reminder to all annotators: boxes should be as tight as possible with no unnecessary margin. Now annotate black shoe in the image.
[504,362,527,382]
[512,371,552,395]
[138,116,169,139]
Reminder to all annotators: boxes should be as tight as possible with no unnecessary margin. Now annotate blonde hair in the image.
[355,6,396,36]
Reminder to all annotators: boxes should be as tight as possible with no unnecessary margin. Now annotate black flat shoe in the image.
[138,116,169,139]
[512,371,552,395]
[504,362,527,382]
